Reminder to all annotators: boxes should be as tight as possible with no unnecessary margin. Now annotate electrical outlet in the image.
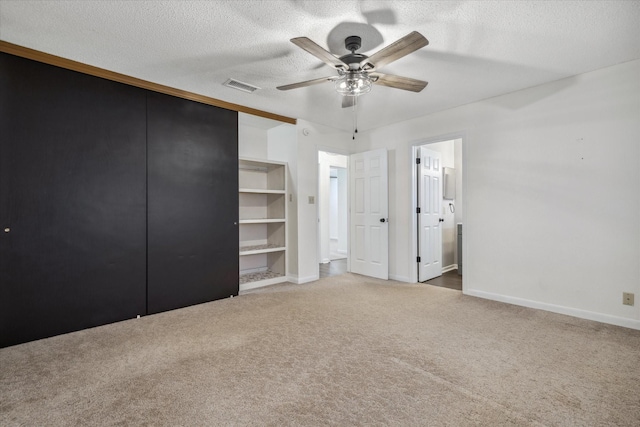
[623,292,634,306]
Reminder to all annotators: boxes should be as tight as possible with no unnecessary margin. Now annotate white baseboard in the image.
[464,289,640,330]
[288,274,319,284]
[389,274,411,283]
[442,264,458,274]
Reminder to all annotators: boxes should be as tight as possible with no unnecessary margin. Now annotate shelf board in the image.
[239,219,285,224]
[239,158,287,170]
[239,188,285,194]
[239,244,286,256]
[239,270,287,291]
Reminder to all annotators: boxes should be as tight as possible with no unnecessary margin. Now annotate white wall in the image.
[337,167,348,255]
[358,59,640,329]
[295,120,354,283]
[267,123,298,278]
[238,124,267,159]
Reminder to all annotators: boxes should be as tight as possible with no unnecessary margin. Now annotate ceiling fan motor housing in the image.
[339,53,368,70]
[341,36,369,70]
[345,35,361,52]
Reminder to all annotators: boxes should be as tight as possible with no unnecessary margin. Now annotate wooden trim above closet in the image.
[0,40,297,125]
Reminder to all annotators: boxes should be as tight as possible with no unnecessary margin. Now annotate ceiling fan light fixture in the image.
[335,71,372,96]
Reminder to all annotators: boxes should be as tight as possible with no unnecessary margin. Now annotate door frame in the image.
[316,145,351,276]
[410,132,468,287]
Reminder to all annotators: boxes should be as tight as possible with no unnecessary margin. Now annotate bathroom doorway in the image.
[318,151,348,278]
[411,136,464,290]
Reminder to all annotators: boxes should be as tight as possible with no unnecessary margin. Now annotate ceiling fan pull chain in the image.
[352,96,358,140]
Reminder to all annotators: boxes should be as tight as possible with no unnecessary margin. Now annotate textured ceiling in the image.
[1,1,639,132]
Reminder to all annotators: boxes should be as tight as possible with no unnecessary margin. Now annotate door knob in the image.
[439,218,444,222]
[380,218,386,223]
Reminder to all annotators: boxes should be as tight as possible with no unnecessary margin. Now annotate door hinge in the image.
[417,256,421,263]
[416,207,421,214]
[416,158,421,164]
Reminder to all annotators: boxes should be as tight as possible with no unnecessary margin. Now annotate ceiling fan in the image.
[277,31,429,108]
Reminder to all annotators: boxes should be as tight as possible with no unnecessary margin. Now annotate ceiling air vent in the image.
[223,78,260,93]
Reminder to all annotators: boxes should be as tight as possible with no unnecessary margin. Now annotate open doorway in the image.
[412,137,464,291]
[318,151,348,278]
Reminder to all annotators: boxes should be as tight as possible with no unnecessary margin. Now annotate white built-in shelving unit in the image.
[238,158,288,291]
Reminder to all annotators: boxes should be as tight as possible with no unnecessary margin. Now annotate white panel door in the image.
[350,148,388,279]
[419,147,443,282]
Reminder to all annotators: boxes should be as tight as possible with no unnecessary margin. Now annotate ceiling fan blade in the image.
[291,37,348,70]
[360,31,428,71]
[370,72,428,92]
[342,96,356,108]
[277,76,339,91]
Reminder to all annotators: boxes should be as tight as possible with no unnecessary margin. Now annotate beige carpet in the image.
[1,273,639,426]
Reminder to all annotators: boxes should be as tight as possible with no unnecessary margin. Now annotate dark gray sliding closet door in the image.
[0,53,147,348]
[146,92,239,314]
